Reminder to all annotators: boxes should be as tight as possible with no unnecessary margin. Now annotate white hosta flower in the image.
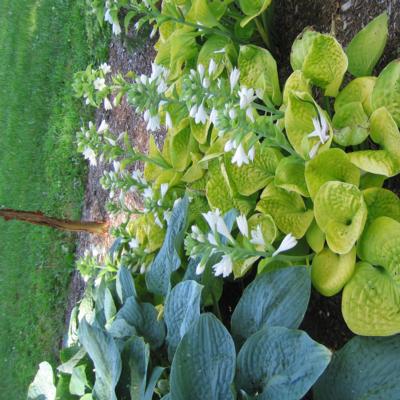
[113,160,121,172]
[248,146,255,161]
[208,59,217,76]
[100,63,111,74]
[216,218,234,243]
[197,63,205,80]
[191,225,205,243]
[194,103,207,125]
[94,77,106,91]
[231,143,249,167]
[228,108,237,120]
[209,108,218,125]
[229,67,240,93]
[224,139,237,153]
[140,264,147,274]
[157,79,168,94]
[308,114,329,144]
[203,209,221,232]
[196,259,206,275]
[236,215,249,238]
[165,112,173,129]
[150,63,167,82]
[140,74,148,85]
[246,107,255,122]
[104,9,113,24]
[83,147,97,166]
[105,137,116,146]
[129,238,139,249]
[150,25,157,38]
[160,183,169,198]
[207,232,218,246]
[213,255,233,278]
[202,77,210,89]
[238,87,257,109]
[146,114,161,131]
[104,97,112,110]
[154,214,163,228]
[112,21,122,35]
[189,104,198,118]
[143,187,153,199]
[250,225,265,247]
[309,142,321,159]
[98,119,109,133]
[272,233,298,256]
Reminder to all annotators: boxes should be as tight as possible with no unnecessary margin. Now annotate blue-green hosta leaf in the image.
[314,181,367,254]
[314,335,400,399]
[69,365,88,396]
[346,13,388,77]
[363,187,400,225]
[146,196,189,296]
[239,0,272,27]
[312,246,357,297]
[305,148,360,198]
[371,60,400,126]
[28,362,56,400]
[165,280,203,359]
[236,327,331,400]
[285,91,332,159]
[78,319,122,400]
[144,366,165,400]
[116,266,136,304]
[238,44,282,105]
[231,267,311,344]
[225,144,283,196]
[274,155,309,196]
[104,288,116,324]
[256,182,314,239]
[170,314,236,400]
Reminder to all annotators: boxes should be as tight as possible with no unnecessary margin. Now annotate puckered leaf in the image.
[239,0,272,27]
[305,148,360,198]
[169,125,192,171]
[372,59,400,126]
[290,28,319,71]
[312,246,356,297]
[247,213,277,244]
[274,155,309,196]
[314,181,367,254]
[231,266,311,345]
[186,0,232,28]
[346,12,388,77]
[314,335,400,400]
[225,144,283,196]
[236,327,331,400]
[363,187,400,225]
[257,182,314,238]
[170,314,236,400]
[238,44,282,105]
[285,91,332,159]
[282,70,311,105]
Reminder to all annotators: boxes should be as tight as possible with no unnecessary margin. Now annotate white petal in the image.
[236,215,249,238]
[272,233,298,256]
[160,183,169,198]
[196,260,206,275]
[248,146,255,161]
[98,119,109,133]
[208,59,217,76]
[165,112,173,129]
[197,64,205,80]
[250,225,265,247]
[212,255,233,278]
[229,67,240,93]
[231,143,249,167]
[216,217,234,243]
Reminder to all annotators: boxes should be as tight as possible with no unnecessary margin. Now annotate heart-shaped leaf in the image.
[363,187,400,225]
[239,0,272,27]
[274,155,309,196]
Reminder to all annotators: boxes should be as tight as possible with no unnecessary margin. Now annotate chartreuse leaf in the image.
[190,118,209,145]
[346,12,388,77]
[312,246,356,297]
[225,144,283,196]
[372,60,400,126]
[363,187,400,224]
[305,148,360,198]
[348,107,400,176]
[285,91,332,159]
[231,267,311,344]
[332,102,369,146]
[239,0,272,27]
[290,28,319,71]
[306,220,325,253]
[116,267,136,304]
[28,362,56,400]
[238,44,282,105]
[274,155,309,196]
[185,0,231,28]
[248,213,277,244]
[257,183,314,239]
[146,196,189,296]
[78,319,122,400]
[70,365,88,396]
[359,172,385,189]
[169,125,192,171]
[314,335,400,400]
[236,327,331,400]
[144,135,166,182]
[314,181,367,254]
[334,77,376,116]
[282,70,311,105]
[164,280,202,359]
[343,216,400,336]
[170,314,236,400]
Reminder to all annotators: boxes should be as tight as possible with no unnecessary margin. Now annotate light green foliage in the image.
[363,187,400,224]
[346,12,388,77]
[239,0,272,27]
[275,155,309,196]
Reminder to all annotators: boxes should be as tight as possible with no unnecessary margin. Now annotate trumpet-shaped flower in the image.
[104,97,112,110]
[308,114,329,144]
[224,139,237,153]
[230,67,240,93]
[209,108,218,125]
[250,225,265,247]
[213,255,233,277]
[160,183,169,198]
[203,209,222,232]
[196,259,206,275]
[165,112,173,129]
[83,147,97,166]
[146,114,160,131]
[238,87,257,109]
[272,233,298,256]
[231,143,249,167]
[236,214,249,237]
[100,63,111,75]
[129,238,139,249]
[194,103,208,125]
[94,77,106,91]
[98,119,109,133]
[248,146,255,161]
[208,59,217,76]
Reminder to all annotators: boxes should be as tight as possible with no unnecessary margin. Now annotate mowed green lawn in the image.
[0,0,108,396]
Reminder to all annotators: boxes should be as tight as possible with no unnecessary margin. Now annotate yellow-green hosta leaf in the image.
[282,70,311,105]
[238,45,282,106]
[346,12,388,77]
[144,214,166,252]
[285,91,332,159]
[274,155,309,196]
[363,187,400,225]
[302,34,348,97]
[233,256,259,279]
[348,150,398,177]
[342,261,400,336]
[314,181,367,254]
[169,126,191,171]
[372,60,400,126]
[190,119,210,145]
[306,220,325,254]
[197,35,237,78]
[185,0,222,28]
[305,148,360,198]
[248,213,277,244]
[332,102,369,146]
[290,28,319,71]
[144,135,164,182]
[239,0,272,27]
[182,154,205,183]
[256,183,314,239]
[334,77,376,116]
[312,247,356,297]
[225,144,283,196]
[155,169,184,188]
[359,172,386,189]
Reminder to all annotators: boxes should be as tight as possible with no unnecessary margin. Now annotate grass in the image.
[0,0,109,397]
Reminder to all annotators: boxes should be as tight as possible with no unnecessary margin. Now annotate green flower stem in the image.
[255,17,272,49]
